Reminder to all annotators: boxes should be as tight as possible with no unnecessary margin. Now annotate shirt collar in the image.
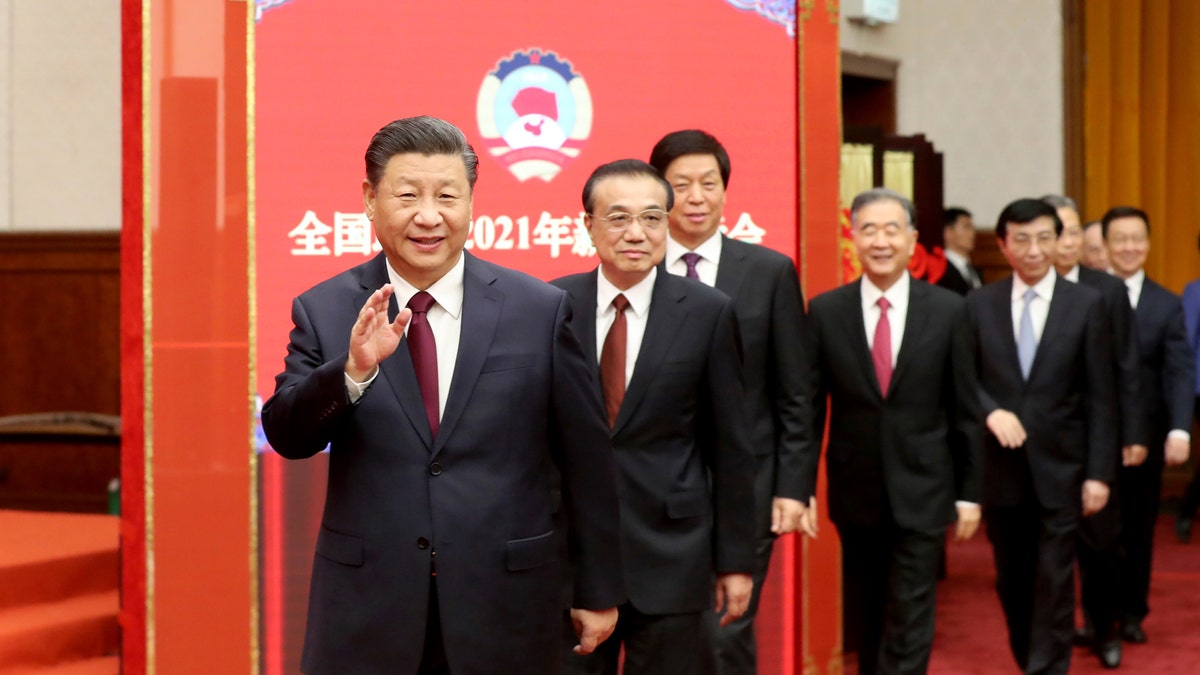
[1012,268,1057,302]
[386,253,465,319]
[944,249,970,273]
[1124,268,1146,293]
[597,266,656,318]
[665,231,723,267]
[861,271,910,309]
[1063,265,1080,282]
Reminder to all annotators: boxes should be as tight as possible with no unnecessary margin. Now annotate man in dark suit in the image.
[1102,206,1194,644]
[938,206,983,294]
[261,117,624,674]
[1177,238,1200,543]
[968,198,1117,675]
[1045,194,1144,668]
[797,188,983,675]
[553,159,757,675]
[648,130,809,675]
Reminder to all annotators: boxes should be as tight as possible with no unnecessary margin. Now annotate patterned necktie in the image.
[407,291,439,437]
[872,297,893,397]
[599,294,630,427]
[1017,288,1038,380]
[682,252,702,280]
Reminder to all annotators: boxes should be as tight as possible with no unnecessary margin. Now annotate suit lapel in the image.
[891,280,928,390]
[991,277,1023,380]
[613,273,686,435]
[713,237,748,300]
[369,256,436,449]
[837,280,884,399]
[433,254,502,456]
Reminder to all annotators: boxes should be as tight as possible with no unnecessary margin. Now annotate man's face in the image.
[363,153,472,289]
[998,216,1058,285]
[943,214,977,254]
[1082,223,1109,270]
[663,153,726,248]
[1106,216,1150,278]
[585,174,670,290]
[1053,206,1083,271]
[853,199,916,289]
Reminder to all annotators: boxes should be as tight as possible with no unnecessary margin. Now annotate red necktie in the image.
[872,296,893,397]
[600,294,629,428]
[407,291,439,437]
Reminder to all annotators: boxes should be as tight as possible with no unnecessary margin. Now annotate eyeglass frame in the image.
[588,208,670,232]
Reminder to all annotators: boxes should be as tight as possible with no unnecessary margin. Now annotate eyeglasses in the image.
[592,209,669,232]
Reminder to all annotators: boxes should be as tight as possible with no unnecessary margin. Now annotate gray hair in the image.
[364,116,479,189]
[849,188,917,229]
[1040,194,1078,211]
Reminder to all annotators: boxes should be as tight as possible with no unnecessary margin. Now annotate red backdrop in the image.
[254,1,799,673]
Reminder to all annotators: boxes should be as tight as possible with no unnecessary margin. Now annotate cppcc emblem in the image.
[477,48,593,183]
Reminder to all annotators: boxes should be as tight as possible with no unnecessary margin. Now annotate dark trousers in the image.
[704,535,775,675]
[418,578,450,674]
[1116,457,1164,622]
[1181,398,1200,520]
[837,519,944,675]
[1076,488,1123,640]
[985,501,1077,675]
[563,604,715,675]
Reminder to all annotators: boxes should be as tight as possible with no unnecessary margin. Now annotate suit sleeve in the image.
[1083,296,1119,484]
[1110,289,1147,447]
[1161,297,1195,432]
[966,296,1001,416]
[705,299,757,574]
[548,292,626,610]
[947,301,984,503]
[261,295,355,459]
[767,259,811,500]
[795,303,827,503]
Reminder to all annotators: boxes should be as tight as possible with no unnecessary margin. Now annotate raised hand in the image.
[346,284,411,382]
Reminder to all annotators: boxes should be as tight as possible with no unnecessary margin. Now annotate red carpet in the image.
[929,514,1200,673]
[0,510,119,674]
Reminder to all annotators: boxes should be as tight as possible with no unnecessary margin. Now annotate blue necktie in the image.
[1018,288,1037,380]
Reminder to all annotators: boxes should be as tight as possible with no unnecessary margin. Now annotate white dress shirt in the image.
[346,254,465,419]
[945,249,980,288]
[665,231,722,287]
[1123,268,1146,309]
[1011,270,1057,346]
[1063,265,1080,282]
[861,272,910,366]
[596,267,657,387]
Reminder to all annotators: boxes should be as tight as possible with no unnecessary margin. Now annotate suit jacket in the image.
[709,237,809,536]
[1182,278,1200,395]
[967,276,1118,511]
[937,260,981,296]
[1077,266,1146,447]
[262,253,624,674]
[552,269,757,615]
[799,277,983,530]
[1132,277,1194,458]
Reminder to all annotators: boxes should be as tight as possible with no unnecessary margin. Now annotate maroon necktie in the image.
[407,291,439,437]
[599,294,630,427]
[872,296,893,397]
[682,252,702,280]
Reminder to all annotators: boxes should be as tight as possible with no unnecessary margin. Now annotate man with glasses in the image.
[968,198,1117,674]
[553,159,757,675]
[649,130,809,675]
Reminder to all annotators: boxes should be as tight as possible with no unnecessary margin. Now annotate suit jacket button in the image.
[429,462,443,476]
[417,537,430,550]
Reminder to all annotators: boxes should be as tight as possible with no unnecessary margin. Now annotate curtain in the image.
[839,143,875,282]
[883,151,915,201]
[1085,0,1200,291]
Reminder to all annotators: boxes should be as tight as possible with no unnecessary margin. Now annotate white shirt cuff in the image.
[955,501,980,508]
[1168,429,1191,443]
[344,368,379,403]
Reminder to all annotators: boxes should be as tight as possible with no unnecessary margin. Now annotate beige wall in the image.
[1,0,120,232]
[842,0,1065,228]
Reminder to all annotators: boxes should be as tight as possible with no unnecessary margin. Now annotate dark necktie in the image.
[407,291,439,437]
[872,296,893,397]
[599,294,630,427]
[682,252,702,280]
